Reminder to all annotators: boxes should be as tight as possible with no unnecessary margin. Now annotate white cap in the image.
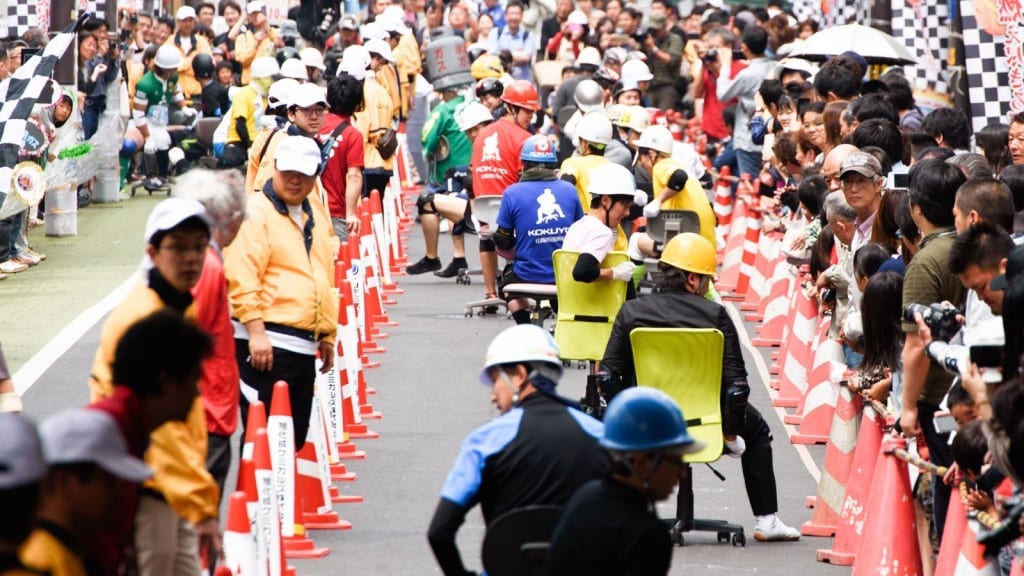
[567,10,588,26]
[380,6,411,34]
[176,5,196,20]
[40,410,153,482]
[575,46,601,68]
[246,0,265,13]
[268,78,300,108]
[289,82,327,108]
[280,58,308,81]
[360,21,388,42]
[251,55,279,79]
[300,47,326,71]
[621,59,653,83]
[365,38,395,63]
[0,413,45,489]
[338,45,371,80]
[275,136,322,176]
[144,198,212,244]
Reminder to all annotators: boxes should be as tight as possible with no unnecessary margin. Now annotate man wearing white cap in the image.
[366,38,401,121]
[225,136,339,450]
[348,44,397,200]
[0,413,46,576]
[234,0,283,84]
[164,5,213,106]
[300,46,326,85]
[381,5,420,119]
[21,409,153,576]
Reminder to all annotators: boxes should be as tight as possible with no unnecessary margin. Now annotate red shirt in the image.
[319,112,365,217]
[702,61,747,140]
[471,117,530,197]
[191,247,239,436]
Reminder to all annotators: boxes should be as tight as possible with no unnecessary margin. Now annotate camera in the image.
[924,341,968,377]
[904,303,961,343]
[702,48,718,63]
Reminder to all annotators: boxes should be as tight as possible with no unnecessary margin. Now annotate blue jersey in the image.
[495,178,583,283]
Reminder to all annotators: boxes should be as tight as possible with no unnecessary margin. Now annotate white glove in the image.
[643,199,662,219]
[633,189,648,207]
[611,261,636,282]
[725,436,746,459]
[143,138,158,154]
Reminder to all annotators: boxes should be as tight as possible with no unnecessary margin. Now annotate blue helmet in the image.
[520,135,558,164]
[600,388,702,453]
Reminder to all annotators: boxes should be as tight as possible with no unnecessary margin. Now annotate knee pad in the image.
[416,192,437,215]
[479,238,495,253]
[121,138,138,156]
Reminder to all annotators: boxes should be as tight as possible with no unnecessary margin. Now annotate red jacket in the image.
[471,118,530,197]
[192,247,239,436]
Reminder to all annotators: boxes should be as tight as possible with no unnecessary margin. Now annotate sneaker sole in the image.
[753,533,800,542]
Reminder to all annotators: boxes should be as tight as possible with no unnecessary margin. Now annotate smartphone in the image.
[888,171,909,190]
[934,412,958,434]
[970,345,1004,368]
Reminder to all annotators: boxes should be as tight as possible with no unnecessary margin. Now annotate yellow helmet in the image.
[659,233,716,276]
[615,105,650,133]
[470,54,504,80]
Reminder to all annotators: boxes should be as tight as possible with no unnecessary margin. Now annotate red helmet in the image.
[500,80,541,112]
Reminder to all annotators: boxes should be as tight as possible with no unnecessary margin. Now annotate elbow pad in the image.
[667,169,690,192]
[572,253,601,283]
[560,173,577,187]
[722,380,750,436]
[493,226,515,256]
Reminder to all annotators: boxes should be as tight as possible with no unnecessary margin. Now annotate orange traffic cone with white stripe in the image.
[788,333,842,445]
[717,193,749,292]
[800,380,861,536]
[713,166,733,252]
[311,390,362,505]
[252,429,290,576]
[934,484,969,575]
[297,394,357,530]
[771,286,818,407]
[340,278,383,431]
[222,492,257,576]
[241,400,267,463]
[370,188,403,295]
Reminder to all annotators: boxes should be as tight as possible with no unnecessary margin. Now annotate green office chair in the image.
[629,327,746,547]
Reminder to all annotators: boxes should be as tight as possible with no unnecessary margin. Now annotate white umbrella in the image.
[786,24,917,65]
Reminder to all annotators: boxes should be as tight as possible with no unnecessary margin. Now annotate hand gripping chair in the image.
[628,327,747,547]
[552,249,630,417]
[481,505,564,576]
[464,196,510,316]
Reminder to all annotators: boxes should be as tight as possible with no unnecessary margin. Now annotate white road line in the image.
[724,301,821,484]
[12,275,137,395]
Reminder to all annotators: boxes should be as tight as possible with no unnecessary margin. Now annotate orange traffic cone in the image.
[801,381,861,536]
[771,287,818,407]
[723,199,761,300]
[850,435,922,576]
[310,391,362,505]
[713,166,733,251]
[934,484,969,575]
[951,512,1000,575]
[222,492,257,576]
[340,278,383,432]
[370,189,404,295]
[738,230,778,312]
[252,430,289,576]
[717,195,749,293]
[296,397,356,530]
[241,400,267,463]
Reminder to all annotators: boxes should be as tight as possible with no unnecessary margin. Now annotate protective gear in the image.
[471,54,504,80]
[360,21,388,42]
[500,80,540,111]
[338,45,371,80]
[121,137,138,156]
[478,324,563,385]
[300,47,326,71]
[667,169,690,192]
[251,56,280,80]
[606,104,626,124]
[577,112,612,146]
[268,78,300,109]
[586,163,635,197]
[416,192,437,215]
[660,232,716,276]
[600,387,700,453]
[643,199,661,218]
[611,261,637,282]
[574,79,604,114]
[279,58,308,81]
[468,45,488,64]
[613,81,641,100]
[192,53,214,80]
[155,45,183,70]
[364,38,396,63]
[725,436,746,459]
[636,125,674,154]
[615,105,650,133]
[620,59,653,84]
[475,77,504,99]
[604,46,629,65]
[575,46,601,69]
[455,101,494,132]
[275,46,300,66]
[520,135,559,164]
[594,66,619,86]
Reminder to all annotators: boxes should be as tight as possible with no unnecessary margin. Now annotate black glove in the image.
[667,169,690,192]
[722,380,750,436]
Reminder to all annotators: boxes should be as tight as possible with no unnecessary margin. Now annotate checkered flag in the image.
[0,18,79,205]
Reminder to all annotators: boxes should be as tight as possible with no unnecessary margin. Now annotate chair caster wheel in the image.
[732,533,745,547]
[717,532,729,543]
[562,360,571,368]
[464,309,473,318]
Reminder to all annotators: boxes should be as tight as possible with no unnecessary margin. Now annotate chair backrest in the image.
[645,209,701,247]
[552,249,629,361]
[482,505,564,576]
[194,117,222,148]
[472,196,505,236]
[628,327,724,463]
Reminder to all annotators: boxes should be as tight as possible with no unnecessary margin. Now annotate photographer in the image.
[119,8,150,64]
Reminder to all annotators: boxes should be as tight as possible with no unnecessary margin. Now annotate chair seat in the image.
[503,283,558,298]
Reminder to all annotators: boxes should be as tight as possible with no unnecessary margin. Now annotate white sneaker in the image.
[753,515,800,542]
[0,260,28,274]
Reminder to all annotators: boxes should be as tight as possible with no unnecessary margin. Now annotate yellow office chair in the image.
[629,327,746,547]
[552,249,630,416]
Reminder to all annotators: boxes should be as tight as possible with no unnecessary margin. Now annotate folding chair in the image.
[481,505,563,576]
[629,327,746,547]
[552,249,630,416]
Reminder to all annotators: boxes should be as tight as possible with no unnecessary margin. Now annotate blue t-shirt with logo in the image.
[496,178,583,283]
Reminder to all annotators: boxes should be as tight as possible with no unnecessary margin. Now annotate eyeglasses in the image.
[159,240,209,255]
[296,106,326,116]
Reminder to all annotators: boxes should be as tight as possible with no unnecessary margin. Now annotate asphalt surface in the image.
[9,192,850,575]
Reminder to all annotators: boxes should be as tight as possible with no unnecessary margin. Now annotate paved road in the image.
[7,194,850,575]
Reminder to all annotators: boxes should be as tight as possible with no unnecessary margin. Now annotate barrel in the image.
[423,33,474,91]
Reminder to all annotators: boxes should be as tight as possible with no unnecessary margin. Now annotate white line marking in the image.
[12,275,137,395]
[724,301,821,484]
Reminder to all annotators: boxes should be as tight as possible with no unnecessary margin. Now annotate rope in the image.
[885,447,949,477]
[959,480,1003,530]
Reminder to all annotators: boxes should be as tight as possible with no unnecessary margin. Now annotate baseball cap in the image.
[300,47,326,71]
[839,151,882,180]
[280,58,309,81]
[268,78,300,108]
[275,136,322,176]
[0,413,45,489]
[246,1,265,14]
[338,45,371,80]
[380,6,411,34]
[648,12,667,29]
[990,244,1024,290]
[144,198,212,245]
[360,21,388,42]
[289,82,327,108]
[339,15,359,30]
[176,5,196,20]
[40,410,152,482]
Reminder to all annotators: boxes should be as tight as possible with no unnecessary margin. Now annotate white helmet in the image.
[578,111,612,147]
[251,56,280,79]
[575,46,601,68]
[615,105,650,132]
[478,325,562,385]
[299,47,326,71]
[380,6,411,34]
[574,79,604,114]
[338,45,371,80]
[587,163,637,198]
[621,59,653,83]
[268,78,301,108]
[279,58,308,81]
[365,38,396,63]
[456,101,494,132]
[155,45,183,70]
[360,21,388,42]
[636,125,674,154]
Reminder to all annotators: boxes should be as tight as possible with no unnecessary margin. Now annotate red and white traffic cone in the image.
[713,166,733,252]
[771,289,818,407]
[788,325,842,445]
[801,381,861,536]
[724,203,761,300]
[222,492,257,576]
[251,429,290,576]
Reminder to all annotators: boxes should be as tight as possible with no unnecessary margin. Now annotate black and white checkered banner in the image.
[0,20,76,205]
[891,0,951,101]
[819,0,870,28]
[960,0,1013,132]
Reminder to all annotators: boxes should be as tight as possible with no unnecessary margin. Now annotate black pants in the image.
[236,341,316,449]
[206,433,232,507]
[364,171,392,199]
[0,215,13,261]
[919,402,952,540]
